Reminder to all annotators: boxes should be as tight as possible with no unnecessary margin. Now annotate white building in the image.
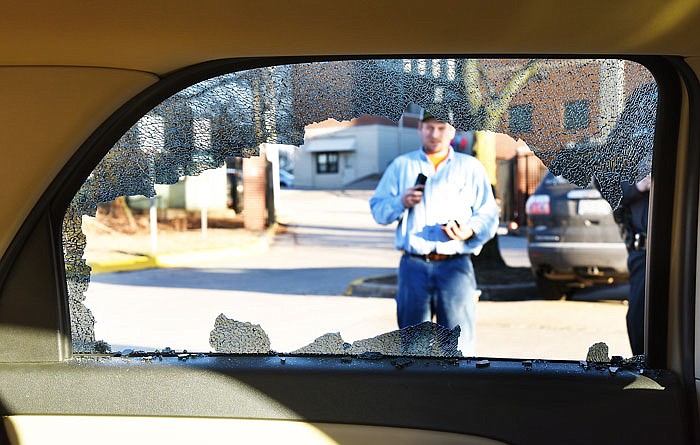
[295,116,421,189]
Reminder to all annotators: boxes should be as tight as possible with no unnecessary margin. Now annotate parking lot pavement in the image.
[89,273,630,360]
[84,186,632,360]
[475,299,631,359]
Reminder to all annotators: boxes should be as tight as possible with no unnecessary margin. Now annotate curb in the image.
[89,255,158,274]
[344,276,397,298]
[345,275,538,301]
[88,224,278,274]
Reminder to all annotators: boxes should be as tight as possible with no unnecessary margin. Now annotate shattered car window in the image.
[210,314,460,357]
[63,59,656,358]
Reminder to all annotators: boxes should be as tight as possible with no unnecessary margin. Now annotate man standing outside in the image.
[370,112,499,354]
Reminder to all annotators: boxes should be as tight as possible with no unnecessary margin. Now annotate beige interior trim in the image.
[0,67,157,257]
[2,2,700,73]
[4,415,508,445]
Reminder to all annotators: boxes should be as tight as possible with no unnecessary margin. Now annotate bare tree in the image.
[464,60,540,269]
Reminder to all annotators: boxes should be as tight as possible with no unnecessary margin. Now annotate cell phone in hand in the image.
[414,173,427,190]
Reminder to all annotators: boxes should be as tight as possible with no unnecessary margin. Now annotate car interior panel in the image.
[1,2,700,444]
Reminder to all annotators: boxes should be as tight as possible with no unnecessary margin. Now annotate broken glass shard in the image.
[293,322,462,357]
[586,342,610,363]
[349,322,461,357]
[209,314,271,354]
[291,333,349,355]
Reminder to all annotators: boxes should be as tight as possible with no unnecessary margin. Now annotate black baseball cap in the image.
[420,110,437,122]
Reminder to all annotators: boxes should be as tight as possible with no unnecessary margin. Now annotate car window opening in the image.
[64,58,656,361]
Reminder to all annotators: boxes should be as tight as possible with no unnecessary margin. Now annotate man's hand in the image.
[442,220,474,241]
[401,186,424,208]
[636,174,651,192]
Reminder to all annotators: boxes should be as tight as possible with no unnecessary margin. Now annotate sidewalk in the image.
[83,220,277,274]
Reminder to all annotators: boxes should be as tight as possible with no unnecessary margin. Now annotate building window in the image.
[431,59,441,78]
[417,59,427,76]
[316,152,339,174]
[446,59,456,81]
[434,86,444,103]
[509,104,533,133]
[564,100,590,130]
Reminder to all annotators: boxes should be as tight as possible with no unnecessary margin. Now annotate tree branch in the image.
[463,60,484,115]
[484,59,540,130]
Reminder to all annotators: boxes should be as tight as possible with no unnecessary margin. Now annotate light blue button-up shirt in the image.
[370,148,499,255]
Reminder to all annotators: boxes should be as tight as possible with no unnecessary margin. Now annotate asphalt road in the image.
[86,187,632,359]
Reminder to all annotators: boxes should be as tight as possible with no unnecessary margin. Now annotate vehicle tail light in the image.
[526,194,550,215]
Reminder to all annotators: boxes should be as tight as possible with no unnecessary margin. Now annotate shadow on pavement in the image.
[567,283,629,302]
[90,266,397,296]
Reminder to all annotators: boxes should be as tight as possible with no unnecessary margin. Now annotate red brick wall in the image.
[243,148,267,231]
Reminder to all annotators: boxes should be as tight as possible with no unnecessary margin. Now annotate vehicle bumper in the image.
[528,241,629,280]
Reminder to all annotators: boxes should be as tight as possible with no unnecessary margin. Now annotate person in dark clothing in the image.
[616,173,650,356]
[603,82,656,356]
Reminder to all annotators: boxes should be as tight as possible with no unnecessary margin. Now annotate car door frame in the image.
[0,54,698,445]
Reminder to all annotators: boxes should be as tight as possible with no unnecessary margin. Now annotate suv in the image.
[526,172,628,298]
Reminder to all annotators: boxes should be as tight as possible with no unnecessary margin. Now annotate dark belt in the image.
[405,251,465,262]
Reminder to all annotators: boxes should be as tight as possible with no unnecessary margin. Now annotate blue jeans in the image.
[397,253,478,354]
